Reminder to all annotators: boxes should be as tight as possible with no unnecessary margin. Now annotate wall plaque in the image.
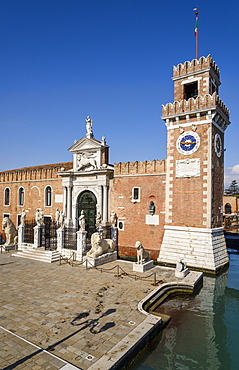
[176,158,200,178]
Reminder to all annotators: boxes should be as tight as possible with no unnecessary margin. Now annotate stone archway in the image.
[78,191,97,238]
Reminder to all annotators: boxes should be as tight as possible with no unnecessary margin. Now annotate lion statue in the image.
[87,232,115,258]
[2,217,18,246]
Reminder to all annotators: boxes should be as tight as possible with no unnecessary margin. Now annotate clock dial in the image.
[214,133,222,157]
[176,131,200,155]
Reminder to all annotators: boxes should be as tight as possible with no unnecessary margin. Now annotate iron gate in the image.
[64,227,77,250]
[23,220,36,244]
[44,220,57,250]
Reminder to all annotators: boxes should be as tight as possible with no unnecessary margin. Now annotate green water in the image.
[130,249,239,370]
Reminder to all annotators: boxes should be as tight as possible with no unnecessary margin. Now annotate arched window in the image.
[45,186,52,206]
[225,203,232,214]
[4,188,10,205]
[18,187,24,206]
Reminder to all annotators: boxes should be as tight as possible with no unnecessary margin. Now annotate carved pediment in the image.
[68,137,102,153]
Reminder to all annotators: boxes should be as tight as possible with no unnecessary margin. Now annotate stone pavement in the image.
[0,253,175,369]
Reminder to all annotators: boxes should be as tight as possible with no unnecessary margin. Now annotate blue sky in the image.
[1,0,238,187]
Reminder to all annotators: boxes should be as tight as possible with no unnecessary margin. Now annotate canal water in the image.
[130,248,239,370]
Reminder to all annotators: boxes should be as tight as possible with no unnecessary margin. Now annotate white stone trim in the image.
[158,225,228,271]
[180,76,202,85]
[114,173,166,178]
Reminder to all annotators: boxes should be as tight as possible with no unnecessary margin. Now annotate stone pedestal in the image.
[158,225,229,273]
[57,228,64,253]
[77,230,87,261]
[18,225,25,250]
[111,227,118,249]
[85,251,117,268]
[175,268,189,278]
[34,225,42,248]
[133,260,154,273]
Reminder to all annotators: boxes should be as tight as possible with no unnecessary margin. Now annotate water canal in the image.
[130,248,239,370]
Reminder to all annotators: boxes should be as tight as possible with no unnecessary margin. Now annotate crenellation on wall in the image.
[114,159,166,176]
[0,162,73,183]
[173,55,220,80]
[162,92,229,120]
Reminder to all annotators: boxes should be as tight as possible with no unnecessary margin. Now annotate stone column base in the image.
[158,225,229,273]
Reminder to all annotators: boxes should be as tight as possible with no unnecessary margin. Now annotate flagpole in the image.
[194,8,199,59]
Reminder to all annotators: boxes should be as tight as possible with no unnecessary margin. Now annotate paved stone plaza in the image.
[0,253,176,369]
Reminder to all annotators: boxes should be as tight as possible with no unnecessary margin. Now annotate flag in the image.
[194,9,198,36]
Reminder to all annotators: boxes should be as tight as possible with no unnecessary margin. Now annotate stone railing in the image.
[114,159,166,176]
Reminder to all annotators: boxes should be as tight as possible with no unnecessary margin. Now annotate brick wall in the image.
[0,162,73,229]
[110,160,166,259]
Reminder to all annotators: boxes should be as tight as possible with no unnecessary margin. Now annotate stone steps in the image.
[12,249,60,263]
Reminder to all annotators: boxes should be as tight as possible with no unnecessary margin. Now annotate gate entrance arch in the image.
[78,191,97,238]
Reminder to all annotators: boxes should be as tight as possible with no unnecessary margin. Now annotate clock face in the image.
[176,131,200,155]
[214,133,222,157]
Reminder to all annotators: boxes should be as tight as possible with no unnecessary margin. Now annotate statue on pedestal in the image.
[110,211,117,227]
[59,211,65,229]
[85,116,93,138]
[55,208,60,226]
[35,208,44,227]
[2,217,18,246]
[87,232,114,258]
[175,259,189,278]
[20,209,26,226]
[135,241,150,264]
[79,210,86,231]
[95,211,102,229]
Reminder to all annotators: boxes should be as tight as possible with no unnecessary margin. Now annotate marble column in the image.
[102,185,108,224]
[63,187,67,216]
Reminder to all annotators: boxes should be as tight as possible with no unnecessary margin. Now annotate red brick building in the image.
[0,55,231,272]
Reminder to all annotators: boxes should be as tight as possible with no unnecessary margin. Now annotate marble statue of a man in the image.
[85,116,93,138]
[79,210,86,231]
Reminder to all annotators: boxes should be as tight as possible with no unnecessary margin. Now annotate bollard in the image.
[117,265,119,277]
[85,258,88,270]
[154,272,156,285]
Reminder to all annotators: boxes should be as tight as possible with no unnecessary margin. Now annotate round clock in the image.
[176,131,200,155]
[214,133,222,157]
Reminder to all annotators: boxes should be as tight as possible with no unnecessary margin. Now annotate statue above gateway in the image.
[85,116,94,139]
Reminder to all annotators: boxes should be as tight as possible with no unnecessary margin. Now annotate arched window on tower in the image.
[4,188,10,206]
[45,186,52,207]
[225,203,232,214]
[18,187,24,206]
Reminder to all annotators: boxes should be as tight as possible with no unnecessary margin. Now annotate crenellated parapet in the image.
[162,92,229,120]
[0,162,73,183]
[173,55,220,80]
[114,159,166,176]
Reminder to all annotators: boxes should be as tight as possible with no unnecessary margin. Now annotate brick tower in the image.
[158,55,230,273]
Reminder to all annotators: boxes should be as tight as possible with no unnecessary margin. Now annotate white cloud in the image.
[224,164,239,188]
[232,164,239,174]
